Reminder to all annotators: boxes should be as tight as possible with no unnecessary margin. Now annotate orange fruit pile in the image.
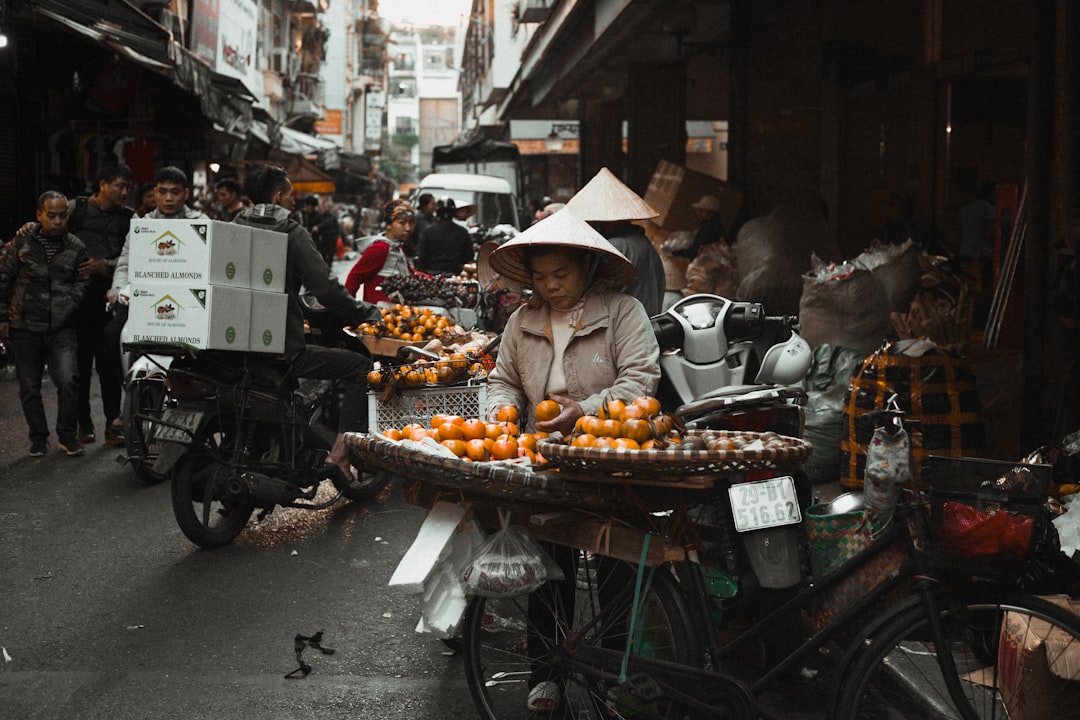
[356,304,454,343]
[565,395,681,450]
[379,408,547,463]
[367,352,485,387]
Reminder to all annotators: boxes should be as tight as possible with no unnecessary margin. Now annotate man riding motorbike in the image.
[232,163,381,481]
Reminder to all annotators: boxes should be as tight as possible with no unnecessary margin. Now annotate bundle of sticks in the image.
[890,286,974,348]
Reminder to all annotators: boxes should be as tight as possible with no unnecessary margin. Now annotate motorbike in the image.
[651,293,814,592]
[149,294,390,549]
[116,288,174,485]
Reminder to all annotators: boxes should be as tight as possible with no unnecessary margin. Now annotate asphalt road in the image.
[0,372,478,720]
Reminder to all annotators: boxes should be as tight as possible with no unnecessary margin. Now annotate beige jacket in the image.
[485,289,660,428]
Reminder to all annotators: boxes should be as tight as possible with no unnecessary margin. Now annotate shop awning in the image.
[249,120,338,157]
[32,6,174,78]
[287,157,336,194]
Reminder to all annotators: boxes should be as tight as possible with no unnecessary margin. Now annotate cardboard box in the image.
[249,227,289,293]
[129,219,251,288]
[127,284,250,351]
[999,594,1080,720]
[248,289,289,354]
[643,159,742,234]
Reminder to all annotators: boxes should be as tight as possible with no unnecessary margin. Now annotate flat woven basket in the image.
[346,432,635,509]
[537,430,812,479]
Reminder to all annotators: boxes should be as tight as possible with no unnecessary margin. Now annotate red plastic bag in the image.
[937,502,1033,558]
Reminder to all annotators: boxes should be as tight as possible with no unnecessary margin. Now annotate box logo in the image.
[149,230,183,256]
[226,261,236,280]
[226,326,236,344]
[262,329,273,347]
[151,294,183,320]
[262,268,273,286]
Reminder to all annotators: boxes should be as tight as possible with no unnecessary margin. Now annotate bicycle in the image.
[454,412,1080,719]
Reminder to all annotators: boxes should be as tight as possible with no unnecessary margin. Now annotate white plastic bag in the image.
[461,510,564,597]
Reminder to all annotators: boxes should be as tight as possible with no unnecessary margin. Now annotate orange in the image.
[621,403,646,421]
[578,415,602,437]
[518,446,537,462]
[367,370,384,386]
[592,436,616,449]
[495,405,520,424]
[517,433,538,452]
[640,439,658,450]
[402,423,425,438]
[534,399,562,422]
[571,433,597,448]
[599,399,627,422]
[437,422,465,442]
[597,418,623,439]
[382,427,403,441]
[441,439,467,457]
[490,437,519,460]
[613,437,641,450]
[465,438,489,461]
[485,423,504,441]
[633,396,663,418]
[651,414,674,436]
[461,418,487,441]
[621,418,652,444]
[406,426,432,442]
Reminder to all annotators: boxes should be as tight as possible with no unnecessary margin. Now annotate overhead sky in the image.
[378,0,471,27]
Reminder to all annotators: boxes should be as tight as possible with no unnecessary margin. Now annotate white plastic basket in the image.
[368,382,488,432]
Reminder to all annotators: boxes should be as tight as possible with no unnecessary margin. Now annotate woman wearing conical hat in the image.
[482,205,659,713]
[483,205,660,437]
[565,167,666,316]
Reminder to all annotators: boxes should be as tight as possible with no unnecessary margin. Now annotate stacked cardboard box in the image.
[126,219,289,353]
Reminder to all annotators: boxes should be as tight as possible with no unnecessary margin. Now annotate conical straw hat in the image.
[489,206,636,288]
[565,167,659,221]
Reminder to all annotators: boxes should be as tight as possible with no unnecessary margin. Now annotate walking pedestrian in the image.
[214,178,245,221]
[416,198,474,275]
[0,192,91,457]
[67,164,134,445]
[406,193,436,259]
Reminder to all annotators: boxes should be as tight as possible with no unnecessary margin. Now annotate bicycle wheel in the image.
[462,554,702,720]
[836,593,1080,720]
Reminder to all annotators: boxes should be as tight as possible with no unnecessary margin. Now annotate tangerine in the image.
[592,436,616,449]
[633,396,663,418]
[599,399,627,422]
[571,433,597,448]
[621,418,652,444]
[461,418,487,441]
[441,439,468,457]
[495,404,520,424]
[437,422,465,441]
[382,427,403,441]
[465,438,489,461]
[534,399,562,422]
[490,437,519,460]
[597,418,623,439]
[367,370,384,386]
[613,437,641,450]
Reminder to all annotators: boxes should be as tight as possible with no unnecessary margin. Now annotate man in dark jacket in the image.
[416,197,474,275]
[0,192,91,456]
[405,193,436,259]
[233,164,381,480]
[68,163,134,445]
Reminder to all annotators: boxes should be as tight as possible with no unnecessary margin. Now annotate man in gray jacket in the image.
[0,192,90,456]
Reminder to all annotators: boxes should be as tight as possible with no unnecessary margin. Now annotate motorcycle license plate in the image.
[154,409,203,443]
[728,476,801,532]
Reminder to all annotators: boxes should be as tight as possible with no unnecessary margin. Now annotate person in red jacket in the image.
[344,199,424,303]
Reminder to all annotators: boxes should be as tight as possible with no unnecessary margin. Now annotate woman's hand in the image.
[535,394,582,435]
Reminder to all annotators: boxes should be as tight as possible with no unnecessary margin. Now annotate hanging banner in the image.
[192,0,260,96]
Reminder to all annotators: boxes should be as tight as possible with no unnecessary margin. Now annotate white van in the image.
[416,173,521,231]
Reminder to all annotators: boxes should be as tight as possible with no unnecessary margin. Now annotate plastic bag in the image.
[937,502,1034,558]
[461,510,564,597]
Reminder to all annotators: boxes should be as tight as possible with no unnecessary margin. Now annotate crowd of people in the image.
[0,161,718,521]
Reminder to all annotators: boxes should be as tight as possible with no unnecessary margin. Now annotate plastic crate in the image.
[926,455,1051,578]
[368,382,488,432]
